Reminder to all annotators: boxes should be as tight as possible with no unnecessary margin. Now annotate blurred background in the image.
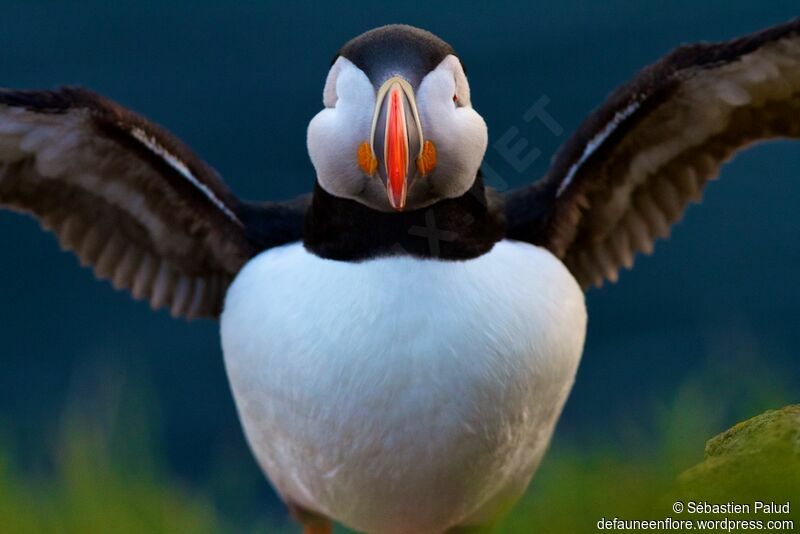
[0,1,798,532]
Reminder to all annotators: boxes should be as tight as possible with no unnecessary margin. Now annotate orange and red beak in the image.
[384,83,409,210]
[362,76,426,211]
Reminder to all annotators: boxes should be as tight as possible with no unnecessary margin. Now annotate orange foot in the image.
[302,522,332,534]
[288,503,333,534]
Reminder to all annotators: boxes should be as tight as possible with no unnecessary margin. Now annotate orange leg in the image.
[302,523,332,534]
[288,503,333,534]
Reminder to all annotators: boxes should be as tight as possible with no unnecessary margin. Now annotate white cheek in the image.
[335,62,375,108]
[307,62,375,197]
[417,67,487,198]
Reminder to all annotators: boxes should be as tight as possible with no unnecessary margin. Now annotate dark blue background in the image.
[1,0,798,525]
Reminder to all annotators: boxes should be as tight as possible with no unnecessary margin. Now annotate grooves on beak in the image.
[385,83,408,210]
[370,77,424,212]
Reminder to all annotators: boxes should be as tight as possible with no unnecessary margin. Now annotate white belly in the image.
[221,240,586,534]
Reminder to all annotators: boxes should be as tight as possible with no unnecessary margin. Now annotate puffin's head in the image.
[307,24,487,212]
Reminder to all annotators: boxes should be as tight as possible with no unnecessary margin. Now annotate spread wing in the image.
[0,87,308,318]
[504,18,800,288]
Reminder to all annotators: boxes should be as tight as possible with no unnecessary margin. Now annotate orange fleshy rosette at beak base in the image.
[357,139,437,185]
[416,140,437,176]
[357,141,378,176]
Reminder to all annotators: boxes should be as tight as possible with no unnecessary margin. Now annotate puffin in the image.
[1,20,799,534]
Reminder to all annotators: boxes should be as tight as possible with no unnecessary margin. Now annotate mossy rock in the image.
[678,404,800,500]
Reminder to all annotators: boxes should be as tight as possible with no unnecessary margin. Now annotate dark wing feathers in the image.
[6,20,796,315]
[240,194,312,251]
[0,87,306,318]
[505,18,800,288]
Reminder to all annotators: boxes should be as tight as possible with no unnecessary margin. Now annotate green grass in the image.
[1,343,797,533]
[0,417,244,534]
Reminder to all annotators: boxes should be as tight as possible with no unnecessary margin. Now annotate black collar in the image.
[304,176,505,261]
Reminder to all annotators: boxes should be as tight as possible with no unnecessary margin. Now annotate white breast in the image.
[221,240,586,534]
